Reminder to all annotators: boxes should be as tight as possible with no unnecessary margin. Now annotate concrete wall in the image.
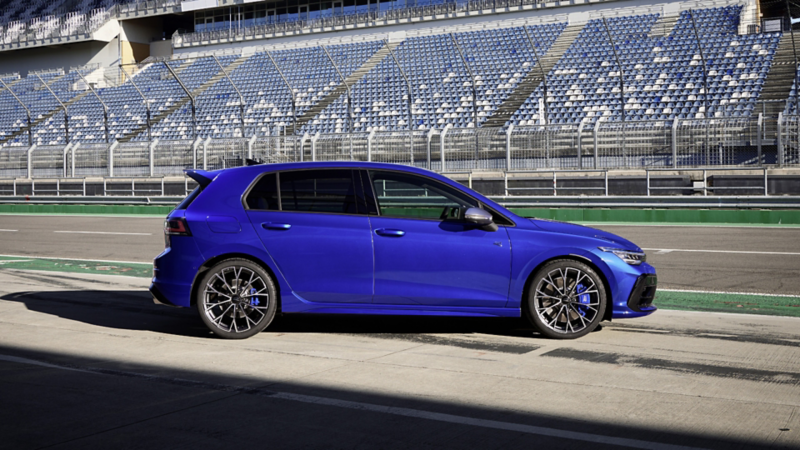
[150,39,174,58]
[0,38,120,76]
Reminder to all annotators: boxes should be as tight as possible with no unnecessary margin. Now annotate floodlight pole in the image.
[522,25,549,124]
[212,55,247,137]
[384,39,414,131]
[688,10,710,119]
[786,0,799,112]
[449,33,479,129]
[265,50,297,139]
[601,18,626,123]
[163,61,198,139]
[119,65,152,141]
[35,73,69,144]
[321,45,353,135]
[0,77,33,146]
[75,69,110,143]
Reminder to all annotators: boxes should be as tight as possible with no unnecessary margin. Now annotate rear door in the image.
[245,168,373,304]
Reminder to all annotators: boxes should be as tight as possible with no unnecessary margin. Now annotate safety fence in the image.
[2,117,799,179]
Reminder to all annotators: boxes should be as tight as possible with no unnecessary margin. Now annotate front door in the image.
[246,169,373,304]
[365,169,511,308]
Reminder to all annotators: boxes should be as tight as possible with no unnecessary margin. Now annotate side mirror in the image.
[464,207,498,231]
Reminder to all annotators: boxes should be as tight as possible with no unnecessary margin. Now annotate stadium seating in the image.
[0,5,787,146]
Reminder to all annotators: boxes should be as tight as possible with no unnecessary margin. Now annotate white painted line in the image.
[0,253,151,265]
[54,230,152,236]
[271,392,701,450]
[0,213,165,218]
[0,229,18,232]
[643,248,800,256]
[0,354,703,450]
[660,288,800,299]
[582,223,800,229]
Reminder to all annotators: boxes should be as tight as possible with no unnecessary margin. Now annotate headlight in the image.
[599,247,646,265]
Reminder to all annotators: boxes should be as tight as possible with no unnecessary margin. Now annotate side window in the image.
[246,173,279,210]
[369,170,478,220]
[279,169,361,214]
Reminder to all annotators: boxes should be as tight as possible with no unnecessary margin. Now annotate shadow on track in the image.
[0,289,562,340]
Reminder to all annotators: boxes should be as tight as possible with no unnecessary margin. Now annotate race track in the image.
[0,214,798,449]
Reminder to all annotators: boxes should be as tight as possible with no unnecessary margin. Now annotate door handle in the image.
[261,222,291,231]
[375,228,405,237]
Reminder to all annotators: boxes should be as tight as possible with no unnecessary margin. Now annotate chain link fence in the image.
[2,118,800,179]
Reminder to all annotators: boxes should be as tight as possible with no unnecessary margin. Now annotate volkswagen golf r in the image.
[151,162,657,339]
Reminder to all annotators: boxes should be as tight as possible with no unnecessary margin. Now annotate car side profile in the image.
[151,162,657,339]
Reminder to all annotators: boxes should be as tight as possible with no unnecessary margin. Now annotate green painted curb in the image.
[656,290,800,318]
[0,256,151,278]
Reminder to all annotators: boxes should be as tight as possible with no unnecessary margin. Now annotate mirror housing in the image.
[464,207,497,231]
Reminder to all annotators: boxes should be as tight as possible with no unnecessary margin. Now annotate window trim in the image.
[242,167,370,217]
[362,169,515,227]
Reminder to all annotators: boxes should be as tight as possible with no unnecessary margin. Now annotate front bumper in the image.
[627,274,658,313]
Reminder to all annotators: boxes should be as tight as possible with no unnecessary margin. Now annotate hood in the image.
[530,218,642,251]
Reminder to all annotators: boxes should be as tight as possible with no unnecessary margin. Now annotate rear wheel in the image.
[196,259,277,339]
[524,260,607,339]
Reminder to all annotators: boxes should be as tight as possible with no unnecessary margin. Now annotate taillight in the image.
[165,218,191,236]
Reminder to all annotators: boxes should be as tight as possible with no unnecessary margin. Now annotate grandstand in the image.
[0,0,799,186]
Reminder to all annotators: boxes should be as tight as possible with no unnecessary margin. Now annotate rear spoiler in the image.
[184,169,215,188]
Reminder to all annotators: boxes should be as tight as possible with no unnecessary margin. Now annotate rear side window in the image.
[246,173,279,210]
[246,169,361,214]
[280,169,359,214]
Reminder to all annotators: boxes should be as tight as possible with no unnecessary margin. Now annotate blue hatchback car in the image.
[151,162,657,339]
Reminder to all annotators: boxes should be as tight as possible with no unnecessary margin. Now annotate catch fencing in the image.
[1,117,799,179]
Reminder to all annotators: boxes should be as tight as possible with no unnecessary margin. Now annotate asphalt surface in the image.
[0,269,798,449]
[0,215,799,294]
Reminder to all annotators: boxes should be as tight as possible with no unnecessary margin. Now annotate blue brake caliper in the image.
[575,283,590,316]
[249,288,259,306]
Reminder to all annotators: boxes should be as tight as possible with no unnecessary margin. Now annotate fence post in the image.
[70,142,80,178]
[426,128,435,170]
[577,119,586,169]
[506,124,513,171]
[777,112,784,167]
[192,137,202,169]
[62,143,73,178]
[27,145,36,179]
[149,139,158,176]
[757,113,763,167]
[593,119,601,169]
[311,133,320,161]
[367,129,375,162]
[300,133,310,162]
[440,124,452,172]
[248,135,257,160]
[203,137,211,170]
[671,117,678,169]
[108,141,117,177]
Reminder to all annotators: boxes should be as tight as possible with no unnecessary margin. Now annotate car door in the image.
[245,168,373,304]
[365,169,512,308]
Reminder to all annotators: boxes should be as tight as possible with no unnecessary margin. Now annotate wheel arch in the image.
[190,252,282,313]
[521,254,614,323]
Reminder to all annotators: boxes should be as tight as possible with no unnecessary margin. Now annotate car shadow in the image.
[0,289,585,340]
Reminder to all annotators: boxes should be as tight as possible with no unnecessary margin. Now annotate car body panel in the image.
[150,161,657,321]
[370,216,511,307]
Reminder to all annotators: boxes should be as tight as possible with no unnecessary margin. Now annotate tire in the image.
[196,258,277,339]
[523,259,607,339]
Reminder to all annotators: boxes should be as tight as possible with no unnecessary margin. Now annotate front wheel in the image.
[524,260,607,339]
[196,259,277,339]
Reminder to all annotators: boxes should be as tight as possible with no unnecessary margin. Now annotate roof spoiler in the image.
[184,169,215,188]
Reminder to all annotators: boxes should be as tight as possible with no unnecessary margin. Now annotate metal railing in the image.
[2,116,799,181]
